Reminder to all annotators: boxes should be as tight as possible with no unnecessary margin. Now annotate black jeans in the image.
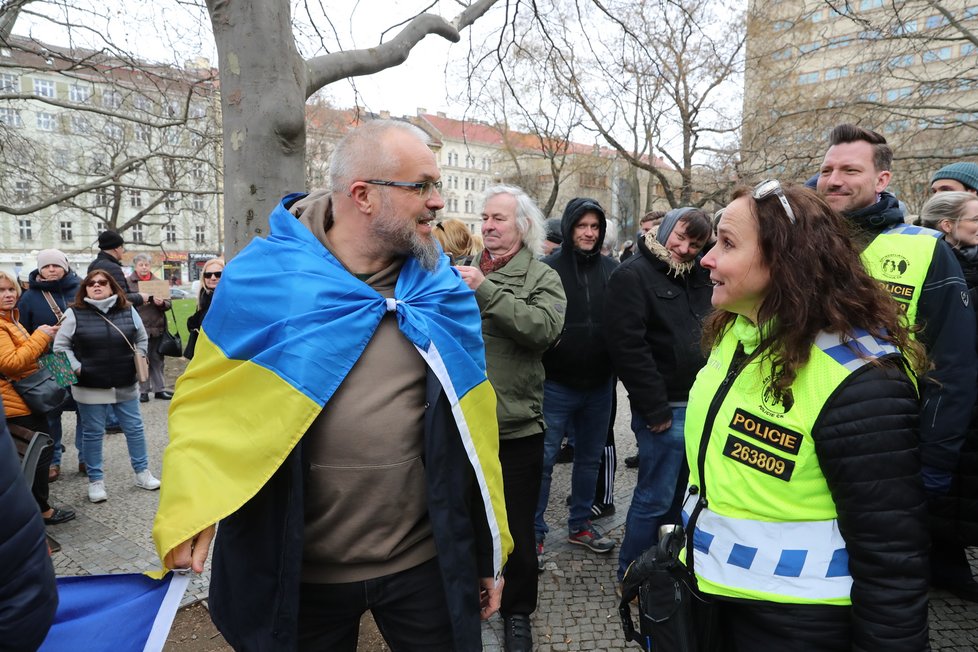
[500,432,545,616]
[297,558,453,651]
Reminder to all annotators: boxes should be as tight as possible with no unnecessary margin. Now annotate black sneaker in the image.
[591,502,616,520]
[503,614,533,652]
[139,393,150,403]
[624,455,639,469]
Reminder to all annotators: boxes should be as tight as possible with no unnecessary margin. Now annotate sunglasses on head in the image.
[87,279,109,287]
[203,271,222,279]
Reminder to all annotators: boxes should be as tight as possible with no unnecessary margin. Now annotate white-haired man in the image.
[456,185,565,652]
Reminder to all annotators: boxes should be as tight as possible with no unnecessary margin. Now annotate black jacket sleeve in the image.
[0,412,59,650]
[915,241,977,492]
[604,263,672,426]
[813,359,929,652]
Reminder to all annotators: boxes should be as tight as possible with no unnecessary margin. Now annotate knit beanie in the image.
[98,230,125,250]
[655,207,696,247]
[931,162,978,192]
[35,249,70,272]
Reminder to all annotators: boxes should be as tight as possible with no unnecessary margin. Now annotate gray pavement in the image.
[46,380,978,651]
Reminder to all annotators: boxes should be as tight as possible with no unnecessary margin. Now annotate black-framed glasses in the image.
[203,271,222,279]
[753,179,796,225]
[363,179,443,199]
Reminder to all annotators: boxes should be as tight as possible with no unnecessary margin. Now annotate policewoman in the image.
[685,182,930,650]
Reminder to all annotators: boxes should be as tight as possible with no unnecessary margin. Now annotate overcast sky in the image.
[14,0,502,120]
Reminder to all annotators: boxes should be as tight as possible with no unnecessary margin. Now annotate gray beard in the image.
[372,193,441,271]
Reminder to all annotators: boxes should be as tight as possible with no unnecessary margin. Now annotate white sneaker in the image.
[134,469,161,491]
[88,480,107,503]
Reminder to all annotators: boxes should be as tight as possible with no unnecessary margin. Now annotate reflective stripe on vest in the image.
[685,319,903,605]
[860,224,940,326]
[682,506,851,602]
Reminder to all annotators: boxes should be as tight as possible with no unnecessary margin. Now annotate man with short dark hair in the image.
[88,231,148,306]
[931,161,978,195]
[817,123,978,599]
[155,119,512,649]
[536,197,618,555]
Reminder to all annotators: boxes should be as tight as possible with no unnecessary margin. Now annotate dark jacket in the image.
[0,404,58,650]
[209,368,494,652]
[705,352,929,650]
[847,192,977,493]
[541,198,618,388]
[17,269,81,331]
[88,252,144,307]
[605,236,713,425]
[930,241,978,544]
[183,290,214,360]
[474,247,565,440]
[71,306,139,389]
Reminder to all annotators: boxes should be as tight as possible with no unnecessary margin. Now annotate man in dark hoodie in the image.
[817,124,978,599]
[88,231,147,307]
[535,198,618,554]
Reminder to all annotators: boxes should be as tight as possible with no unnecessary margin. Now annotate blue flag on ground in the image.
[39,572,190,652]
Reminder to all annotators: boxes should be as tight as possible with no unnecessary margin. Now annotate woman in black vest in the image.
[53,270,160,504]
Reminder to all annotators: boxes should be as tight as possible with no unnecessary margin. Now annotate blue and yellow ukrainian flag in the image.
[153,194,512,578]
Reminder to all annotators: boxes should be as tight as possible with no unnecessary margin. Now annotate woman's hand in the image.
[37,324,60,338]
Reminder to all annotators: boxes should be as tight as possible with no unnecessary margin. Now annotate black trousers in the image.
[595,385,617,505]
[297,558,453,651]
[8,413,52,513]
[500,432,544,616]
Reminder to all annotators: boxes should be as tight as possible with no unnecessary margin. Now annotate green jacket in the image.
[475,247,566,440]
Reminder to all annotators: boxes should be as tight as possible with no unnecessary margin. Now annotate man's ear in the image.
[348,182,375,213]
[875,169,892,193]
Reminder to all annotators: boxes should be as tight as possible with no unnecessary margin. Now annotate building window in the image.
[191,161,204,181]
[191,194,204,211]
[70,114,91,134]
[104,121,124,140]
[773,20,791,31]
[825,67,849,80]
[0,107,22,127]
[164,192,179,210]
[35,111,56,131]
[464,199,473,213]
[129,190,142,208]
[859,0,883,8]
[14,181,30,203]
[772,47,793,60]
[132,223,144,243]
[164,224,177,243]
[195,225,206,245]
[893,19,918,35]
[95,187,110,206]
[464,177,471,191]
[69,84,91,103]
[926,15,949,29]
[886,87,912,101]
[133,94,153,112]
[53,148,70,168]
[580,173,608,189]
[18,219,32,240]
[166,128,181,145]
[797,71,820,85]
[135,124,151,143]
[0,72,17,92]
[189,104,206,119]
[102,90,123,109]
[60,221,73,241]
[33,79,55,98]
[923,47,952,62]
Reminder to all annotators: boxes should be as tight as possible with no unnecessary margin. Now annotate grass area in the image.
[167,298,196,343]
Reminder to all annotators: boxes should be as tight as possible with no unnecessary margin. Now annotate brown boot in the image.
[48,465,60,482]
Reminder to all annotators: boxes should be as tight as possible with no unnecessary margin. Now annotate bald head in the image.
[329,120,432,194]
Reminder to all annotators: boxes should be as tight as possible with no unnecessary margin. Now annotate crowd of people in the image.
[7,117,978,651]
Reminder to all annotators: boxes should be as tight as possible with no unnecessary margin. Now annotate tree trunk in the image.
[207,0,307,258]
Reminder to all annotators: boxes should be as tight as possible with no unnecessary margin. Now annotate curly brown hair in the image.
[703,183,926,402]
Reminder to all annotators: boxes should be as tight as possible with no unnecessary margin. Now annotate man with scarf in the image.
[603,207,713,589]
[154,120,511,651]
[456,185,564,652]
[535,198,618,555]
[817,123,977,599]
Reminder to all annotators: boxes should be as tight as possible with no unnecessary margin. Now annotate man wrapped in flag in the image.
[153,119,512,651]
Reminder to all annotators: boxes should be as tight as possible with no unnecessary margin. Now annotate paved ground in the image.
[45,378,978,651]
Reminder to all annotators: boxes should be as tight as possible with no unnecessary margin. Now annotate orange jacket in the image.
[0,310,52,418]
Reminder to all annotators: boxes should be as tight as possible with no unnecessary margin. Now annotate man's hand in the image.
[648,418,673,433]
[479,576,504,620]
[164,525,216,573]
[454,265,485,291]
